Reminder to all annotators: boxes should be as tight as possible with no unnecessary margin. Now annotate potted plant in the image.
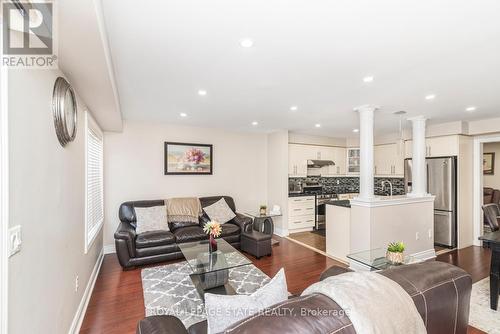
[386,241,405,264]
[203,221,222,253]
[259,205,267,216]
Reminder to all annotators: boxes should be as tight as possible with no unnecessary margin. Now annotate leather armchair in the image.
[484,187,500,205]
[483,203,500,231]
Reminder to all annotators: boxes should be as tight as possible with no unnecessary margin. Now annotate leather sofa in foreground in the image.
[114,196,252,270]
[136,261,472,334]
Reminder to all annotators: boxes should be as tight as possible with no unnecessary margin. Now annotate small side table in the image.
[242,212,282,258]
[243,212,282,235]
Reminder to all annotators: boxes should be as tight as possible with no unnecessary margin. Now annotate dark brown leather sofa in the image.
[114,196,252,269]
[136,261,472,334]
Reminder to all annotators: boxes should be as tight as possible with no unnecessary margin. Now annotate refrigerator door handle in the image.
[434,210,452,216]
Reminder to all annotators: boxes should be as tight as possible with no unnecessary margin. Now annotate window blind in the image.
[86,116,103,250]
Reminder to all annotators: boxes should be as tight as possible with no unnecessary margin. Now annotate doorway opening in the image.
[473,136,500,246]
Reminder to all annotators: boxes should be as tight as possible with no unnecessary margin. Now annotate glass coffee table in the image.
[347,248,414,271]
[178,238,251,301]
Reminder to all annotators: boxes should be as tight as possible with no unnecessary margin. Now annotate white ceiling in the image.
[102,0,500,136]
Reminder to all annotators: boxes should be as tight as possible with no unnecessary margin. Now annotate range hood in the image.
[307,160,335,168]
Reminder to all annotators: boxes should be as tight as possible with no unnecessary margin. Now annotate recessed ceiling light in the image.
[180,113,187,117]
[239,38,254,48]
[315,123,321,128]
[425,94,436,100]
[353,128,359,133]
[465,106,477,112]
[290,106,298,111]
[251,121,258,126]
[363,76,374,83]
[198,90,207,96]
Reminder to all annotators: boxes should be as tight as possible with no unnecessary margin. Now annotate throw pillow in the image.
[204,268,288,334]
[202,198,236,224]
[134,205,168,234]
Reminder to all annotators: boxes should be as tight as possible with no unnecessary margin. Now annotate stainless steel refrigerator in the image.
[404,157,457,248]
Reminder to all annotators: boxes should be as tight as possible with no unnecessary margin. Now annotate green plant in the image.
[387,241,405,253]
[260,204,267,210]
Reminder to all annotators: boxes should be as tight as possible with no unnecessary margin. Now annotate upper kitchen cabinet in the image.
[347,148,360,174]
[321,146,346,175]
[374,143,404,176]
[288,144,309,177]
[404,135,459,159]
[289,144,346,176]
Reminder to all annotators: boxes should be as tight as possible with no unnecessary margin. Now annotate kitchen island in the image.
[325,195,436,267]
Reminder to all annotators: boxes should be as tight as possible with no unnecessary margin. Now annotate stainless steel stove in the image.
[302,183,338,230]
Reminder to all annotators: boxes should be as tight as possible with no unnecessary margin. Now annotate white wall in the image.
[267,130,289,236]
[483,142,500,189]
[8,69,103,333]
[103,121,268,246]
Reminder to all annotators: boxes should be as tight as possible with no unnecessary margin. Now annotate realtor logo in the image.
[2,1,57,68]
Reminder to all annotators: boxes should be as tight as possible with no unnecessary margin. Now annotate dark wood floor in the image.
[80,237,491,334]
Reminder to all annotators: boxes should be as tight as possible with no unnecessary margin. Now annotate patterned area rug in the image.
[469,278,500,334]
[141,260,271,328]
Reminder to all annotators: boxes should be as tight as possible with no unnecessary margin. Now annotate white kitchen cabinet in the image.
[347,148,360,174]
[289,144,346,176]
[404,136,459,159]
[288,196,315,230]
[319,146,345,175]
[374,143,404,176]
[288,144,308,177]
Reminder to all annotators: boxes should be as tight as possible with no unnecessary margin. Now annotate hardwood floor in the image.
[288,231,326,252]
[80,238,491,334]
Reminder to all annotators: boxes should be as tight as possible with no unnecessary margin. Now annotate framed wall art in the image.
[164,142,213,175]
[483,152,495,175]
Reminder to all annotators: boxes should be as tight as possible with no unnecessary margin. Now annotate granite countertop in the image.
[325,200,351,208]
[288,193,316,197]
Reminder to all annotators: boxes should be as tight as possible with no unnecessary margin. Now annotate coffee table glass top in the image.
[178,238,251,275]
[347,248,414,271]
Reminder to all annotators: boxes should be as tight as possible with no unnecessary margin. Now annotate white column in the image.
[355,105,378,201]
[408,116,429,197]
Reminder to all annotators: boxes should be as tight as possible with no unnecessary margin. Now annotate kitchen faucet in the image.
[381,180,393,197]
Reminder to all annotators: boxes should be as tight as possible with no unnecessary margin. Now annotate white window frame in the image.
[85,111,104,253]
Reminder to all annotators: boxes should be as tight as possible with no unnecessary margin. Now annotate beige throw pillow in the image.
[204,268,288,334]
[203,198,236,224]
[134,206,168,234]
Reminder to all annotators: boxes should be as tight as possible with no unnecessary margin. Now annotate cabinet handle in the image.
[293,208,301,211]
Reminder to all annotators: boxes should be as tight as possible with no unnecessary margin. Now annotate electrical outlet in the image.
[75,275,79,292]
[415,232,420,240]
[428,229,432,239]
[8,225,22,257]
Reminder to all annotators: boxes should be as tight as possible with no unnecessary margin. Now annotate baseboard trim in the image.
[103,244,116,254]
[68,248,104,334]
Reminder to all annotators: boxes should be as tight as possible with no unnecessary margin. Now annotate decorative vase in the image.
[259,207,267,215]
[209,234,217,253]
[386,251,404,264]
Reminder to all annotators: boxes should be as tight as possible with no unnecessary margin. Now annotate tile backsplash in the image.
[289,176,405,196]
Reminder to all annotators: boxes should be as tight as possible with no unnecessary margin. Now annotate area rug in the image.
[469,277,500,334]
[141,260,271,328]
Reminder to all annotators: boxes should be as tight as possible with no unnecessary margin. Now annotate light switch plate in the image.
[8,225,22,257]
